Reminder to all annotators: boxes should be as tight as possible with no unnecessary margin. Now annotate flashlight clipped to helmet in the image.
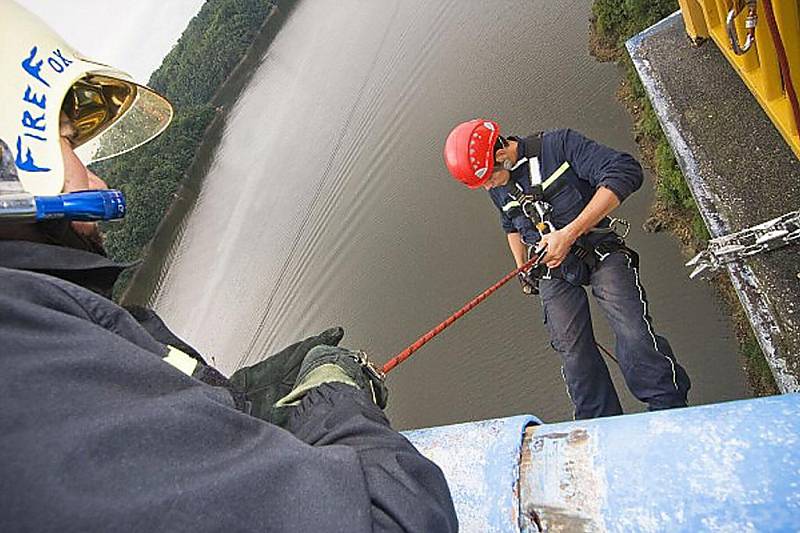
[0,0,173,223]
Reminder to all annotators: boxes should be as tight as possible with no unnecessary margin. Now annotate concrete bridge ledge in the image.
[627,11,800,393]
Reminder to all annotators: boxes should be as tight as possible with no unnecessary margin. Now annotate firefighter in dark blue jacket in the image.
[0,4,457,531]
[444,119,691,419]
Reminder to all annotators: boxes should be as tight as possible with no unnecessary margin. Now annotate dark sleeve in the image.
[288,383,459,532]
[125,305,208,364]
[559,128,644,202]
[0,270,456,533]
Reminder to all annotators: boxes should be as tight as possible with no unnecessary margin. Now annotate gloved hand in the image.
[228,326,345,424]
[518,271,538,295]
[276,345,388,411]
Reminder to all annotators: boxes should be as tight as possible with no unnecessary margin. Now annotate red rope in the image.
[381,252,543,375]
[763,0,800,137]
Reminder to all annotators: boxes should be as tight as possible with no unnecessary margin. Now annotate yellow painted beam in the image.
[679,0,710,41]
[678,0,800,159]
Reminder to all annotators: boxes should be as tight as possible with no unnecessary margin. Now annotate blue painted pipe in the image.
[35,190,126,221]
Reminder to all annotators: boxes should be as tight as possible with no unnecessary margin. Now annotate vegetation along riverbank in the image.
[590,0,778,395]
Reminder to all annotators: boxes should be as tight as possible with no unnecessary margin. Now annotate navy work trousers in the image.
[539,251,691,419]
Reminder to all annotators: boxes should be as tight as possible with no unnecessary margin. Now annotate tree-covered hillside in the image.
[96,0,274,266]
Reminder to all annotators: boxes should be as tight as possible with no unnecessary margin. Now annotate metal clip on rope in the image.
[609,217,631,238]
[590,217,631,238]
[355,350,386,382]
[727,0,758,55]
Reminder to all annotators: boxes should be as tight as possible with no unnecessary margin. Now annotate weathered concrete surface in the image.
[627,12,800,393]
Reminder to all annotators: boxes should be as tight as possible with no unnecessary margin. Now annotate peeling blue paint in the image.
[522,394,800,532]
[404,415,538,532]
[406,396,800,531]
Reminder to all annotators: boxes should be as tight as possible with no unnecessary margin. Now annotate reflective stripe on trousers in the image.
[539,252,691,419]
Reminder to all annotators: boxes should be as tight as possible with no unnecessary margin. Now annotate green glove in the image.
[276,345,388,410]
[228,327,345,424]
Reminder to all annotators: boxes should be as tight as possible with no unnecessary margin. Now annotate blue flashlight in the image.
[35,190,126,221]
[0,189,126,222]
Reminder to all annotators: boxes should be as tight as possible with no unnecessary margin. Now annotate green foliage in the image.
[96,0,273,275]
[654,141,693,210]
[742,332,779,395]
[638,99,662,143]
[149,0,273,107]
[691,212,710,243]
[593,0,679,47]
[99,105,216,263]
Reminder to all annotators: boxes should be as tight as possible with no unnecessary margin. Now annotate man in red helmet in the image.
[443,119,690,419]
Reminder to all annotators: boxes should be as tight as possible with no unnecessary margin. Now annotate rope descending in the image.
[381,251,545,375]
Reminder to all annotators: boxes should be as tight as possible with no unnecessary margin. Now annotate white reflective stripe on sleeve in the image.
[502,200,521,212]
[163,345,198,376]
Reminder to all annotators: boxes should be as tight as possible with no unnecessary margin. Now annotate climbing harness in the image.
[727,0,758,56]
[500,143,565,281]
[381,247,548,375]
[502,140,633,279]
[686,209,800,278]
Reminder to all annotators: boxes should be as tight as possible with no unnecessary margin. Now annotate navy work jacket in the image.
[0,240,457,532]
[488,129,643,284]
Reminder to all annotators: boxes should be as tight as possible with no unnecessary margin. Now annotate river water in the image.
[125,0,748,429]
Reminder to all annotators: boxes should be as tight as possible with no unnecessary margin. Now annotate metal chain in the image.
[686,209,800,278]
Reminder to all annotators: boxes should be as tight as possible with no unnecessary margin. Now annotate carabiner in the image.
[727,0,757,56]
[608,217,631,239]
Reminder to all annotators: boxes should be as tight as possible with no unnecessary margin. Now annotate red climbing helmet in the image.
[443,119,501,188]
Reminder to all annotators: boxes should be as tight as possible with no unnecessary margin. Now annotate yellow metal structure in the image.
[678,0,800,160]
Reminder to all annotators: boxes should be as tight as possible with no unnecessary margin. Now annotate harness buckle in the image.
[572,243,590,260]
[608,217,631,239]
[519,195,535,219]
